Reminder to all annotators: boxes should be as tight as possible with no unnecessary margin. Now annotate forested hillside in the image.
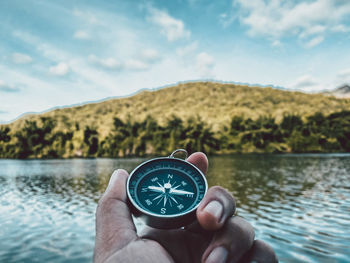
[1,82,350,158]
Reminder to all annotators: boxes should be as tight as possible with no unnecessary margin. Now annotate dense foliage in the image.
[8,82,350,138]
[1,111,349,158]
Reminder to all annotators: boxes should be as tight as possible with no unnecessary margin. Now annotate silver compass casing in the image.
[126,153,208,229]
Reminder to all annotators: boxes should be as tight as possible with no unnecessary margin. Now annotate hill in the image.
[6,81,350,136]
[331,84,350,98]
[1,81,350,158]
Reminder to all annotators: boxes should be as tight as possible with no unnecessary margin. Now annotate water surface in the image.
[0,154,349,262]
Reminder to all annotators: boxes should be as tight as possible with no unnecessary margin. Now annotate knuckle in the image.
[252,240,278,263]
[209,185,226,193]
[228,216,255,245]
[208,186,235,210]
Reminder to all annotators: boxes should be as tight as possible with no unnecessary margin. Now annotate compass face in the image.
[127,158,207,217]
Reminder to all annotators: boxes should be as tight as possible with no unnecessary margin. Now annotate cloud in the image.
[13,30,67,61]
[0,80,20,92]
[73,30,90,40]
[336,68,350,85]
[299,25,326,39]
[305,36,324,48]
[233,0,350,47]
[140,49,161,63]
[271,40,282,47]
[49,62,70,76]
[88,55,122,69]
[337,68,350,79]
[89,53,153,71]
[288,75,320,91]
[219,12,236,28]
[147,7,191,41]
[176,42,198,56]
[331,24,350,33]
[73,9,101,25]
[12,53,33,64]
[196,52,215,77]
[124,59,149,71]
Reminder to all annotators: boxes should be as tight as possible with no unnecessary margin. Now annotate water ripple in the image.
[0,155,349,262]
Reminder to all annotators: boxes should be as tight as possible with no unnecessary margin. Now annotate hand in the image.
[94,152,278,263]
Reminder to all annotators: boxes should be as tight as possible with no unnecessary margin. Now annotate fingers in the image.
[240,240,278,263]
[94,169,137,263]
[186,152,209,175]
[197,186,236,231]
[202,216,255,263]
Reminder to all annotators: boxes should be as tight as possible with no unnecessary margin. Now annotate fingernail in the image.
[206,246,228,263]
[204,200,223,222]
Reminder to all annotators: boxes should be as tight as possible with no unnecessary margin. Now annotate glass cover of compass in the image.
[127,156,208,229]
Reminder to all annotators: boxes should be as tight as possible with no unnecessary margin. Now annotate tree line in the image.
[0,111,349,159]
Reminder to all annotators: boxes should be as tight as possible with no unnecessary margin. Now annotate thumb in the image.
[94,169,137,263]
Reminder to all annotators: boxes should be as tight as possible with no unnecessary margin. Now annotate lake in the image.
[0,154,349,262]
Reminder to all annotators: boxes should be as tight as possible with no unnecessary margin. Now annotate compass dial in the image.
[127,157,207,227]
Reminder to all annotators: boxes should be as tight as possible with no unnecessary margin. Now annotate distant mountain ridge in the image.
[3,81,350,136]
[331,84,350,98]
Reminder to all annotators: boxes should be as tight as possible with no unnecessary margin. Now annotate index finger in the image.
[94,170,137,263]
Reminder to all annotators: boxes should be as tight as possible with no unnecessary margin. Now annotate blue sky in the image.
[1,0,350,123]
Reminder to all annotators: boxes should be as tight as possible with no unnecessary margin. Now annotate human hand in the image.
[94,152,278,263]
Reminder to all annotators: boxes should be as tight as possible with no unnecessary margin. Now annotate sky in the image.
[1,0,350,123]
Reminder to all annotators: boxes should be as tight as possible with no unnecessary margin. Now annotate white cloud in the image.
[140,49,161,63]
[125,59,149,71]
[88,55,122,69]
[73,9,100,25]
[147,7,191,41]
[336,68,350,86]
[0,80,20,92]
[337,68,350,79]
[299,25,326,39]
[49,62,70,76]
[89,54,153,71]
[233,0,350,47]
[288,75,320,91]
[176,42,198,56]
[219,11,236,28]
[196,52,215,77]
[305,36,324,48]
[73,30,90,40]
[271,40,282,47]
[331,24,350,33]
[13,30,67,61]
[12,52,33,64]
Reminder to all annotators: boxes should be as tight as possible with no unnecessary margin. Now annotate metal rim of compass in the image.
[126,155,208,221]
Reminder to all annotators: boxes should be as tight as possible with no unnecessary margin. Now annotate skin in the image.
[94,152,278,263]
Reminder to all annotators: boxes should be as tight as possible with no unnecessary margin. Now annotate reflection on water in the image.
[0,155,349,262]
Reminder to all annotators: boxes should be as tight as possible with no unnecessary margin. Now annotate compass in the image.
[127,149,208,229]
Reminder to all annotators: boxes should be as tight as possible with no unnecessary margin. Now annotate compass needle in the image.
[148,185,165,193]
[172,184,181,190]
[156,196,164,205]
[170,189,194,196]
[169,195,178,204]
[152,194,163,201]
